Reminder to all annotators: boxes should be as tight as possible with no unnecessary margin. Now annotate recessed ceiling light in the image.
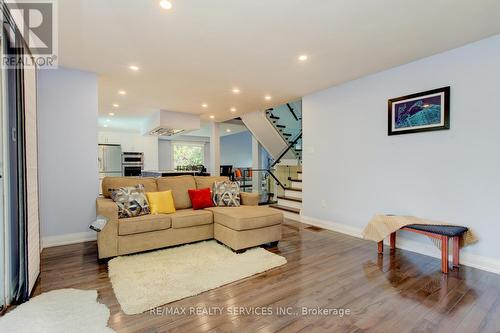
[202,103,208,108]
[109,112,115,116]
[112,103,119,108]
[118,90,126,95]
[298,54,308,61]
[104,124,108,128]
[209,115,215,119]
[129,65,139,71]
[230,107,237,112]
[106,119,111,122]
[232,88,240,94]
[264,95,272,101]
[226,129,231,133]
[159,0,172,10]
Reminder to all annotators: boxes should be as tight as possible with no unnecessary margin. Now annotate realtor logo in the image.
[4,0,58,68]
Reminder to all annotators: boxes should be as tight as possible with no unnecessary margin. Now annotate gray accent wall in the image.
[38,68,98,242]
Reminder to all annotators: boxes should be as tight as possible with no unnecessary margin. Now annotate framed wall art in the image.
[388,86,450,135]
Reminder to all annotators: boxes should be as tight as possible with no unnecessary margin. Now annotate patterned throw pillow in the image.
[111,185,150,218]
[212,181,240,207]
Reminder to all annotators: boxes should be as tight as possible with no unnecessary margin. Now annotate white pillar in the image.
[252,136,262,192]
[209,122,220,176]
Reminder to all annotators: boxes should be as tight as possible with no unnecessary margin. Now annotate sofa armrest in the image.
[240,192,260,206]
[96,197,119,259]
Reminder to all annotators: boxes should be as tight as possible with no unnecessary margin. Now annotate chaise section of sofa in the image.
[206,206,282,251]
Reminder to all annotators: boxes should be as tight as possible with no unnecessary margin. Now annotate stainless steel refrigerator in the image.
[98,144,122,194]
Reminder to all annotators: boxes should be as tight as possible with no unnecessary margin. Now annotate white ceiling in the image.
[182,122,249,138]
[59,0,500,130]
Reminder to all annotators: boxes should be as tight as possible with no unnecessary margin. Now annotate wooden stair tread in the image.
[277,195,302,203]
[285,187,302,192]
[288,177,302,182]
[269,204,300,214]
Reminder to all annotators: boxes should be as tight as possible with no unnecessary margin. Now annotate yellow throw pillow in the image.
[146,191,176,215]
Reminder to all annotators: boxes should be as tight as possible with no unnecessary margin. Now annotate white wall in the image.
[38,68,98,244]
[98,130,159,171]
[302,35,500,266]
[158,139,172,170]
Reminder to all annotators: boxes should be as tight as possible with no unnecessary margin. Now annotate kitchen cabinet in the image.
[98,131,121,144]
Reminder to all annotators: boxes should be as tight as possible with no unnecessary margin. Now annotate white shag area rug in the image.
[108,240,287,315]
[0,289,114,333]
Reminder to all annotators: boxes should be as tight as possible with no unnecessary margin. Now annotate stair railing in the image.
[271,131,302,168]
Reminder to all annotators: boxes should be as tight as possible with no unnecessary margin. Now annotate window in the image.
[172,142,205,168]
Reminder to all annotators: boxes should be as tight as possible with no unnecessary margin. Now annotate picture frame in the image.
[388,86,450,136]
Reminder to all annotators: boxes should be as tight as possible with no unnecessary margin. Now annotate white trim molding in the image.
[300,214,500,275]
[42,231,96,249]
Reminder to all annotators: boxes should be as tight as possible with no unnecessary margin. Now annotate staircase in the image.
[240,99,303,218]
[264,100,302,217]
[265,101,302,162]
[271,170,302,216]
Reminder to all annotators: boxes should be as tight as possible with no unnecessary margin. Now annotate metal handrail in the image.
[251,168,286,190]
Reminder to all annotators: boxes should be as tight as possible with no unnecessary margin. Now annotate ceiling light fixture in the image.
[264,95,272,101]
[118,90,126,95]
[298,54,308,61]
[109,112,115,116]
[230,107,237,112]
[226,129,231,133]
[202,103,208,108]
[232,88,240,94]
[129,65,139,71]
[106,119,111,122]
[104,124,108,128]
[209,115,215,119]
[112,103,119,108]
[159,0,173,10]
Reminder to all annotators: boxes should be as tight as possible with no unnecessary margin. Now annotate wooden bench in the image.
[377,224,468,273]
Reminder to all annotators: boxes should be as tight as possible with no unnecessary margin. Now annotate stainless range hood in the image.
[142,110,201,136]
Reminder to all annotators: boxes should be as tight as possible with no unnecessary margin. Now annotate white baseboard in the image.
[300,214,500,275]
[42,231,97,249]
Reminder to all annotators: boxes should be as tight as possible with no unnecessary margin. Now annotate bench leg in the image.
[378,241,384,254]
[390,232,396,251]
[453,236,460,267]
[441,235,449,274]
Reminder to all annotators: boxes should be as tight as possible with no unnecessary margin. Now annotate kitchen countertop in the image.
[141,170,210,177]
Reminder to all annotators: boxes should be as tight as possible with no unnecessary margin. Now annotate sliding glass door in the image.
[0,3,34,307]
[0,33,4,311]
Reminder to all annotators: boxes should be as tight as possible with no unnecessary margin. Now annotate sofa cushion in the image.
[118,214,171,236]
[213,181,240,207]
[188,188,214,210]
[111,185,150,218]
[156,176,196,209]
[194,176,228,190]
[146,190,176,214]
[206,206,282,231]
[171,209,213,229]
[102,177,158,198]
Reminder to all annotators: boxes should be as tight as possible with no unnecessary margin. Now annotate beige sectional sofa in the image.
[96,175,283,259]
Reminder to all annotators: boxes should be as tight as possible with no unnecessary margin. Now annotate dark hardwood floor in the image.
[34,219,500,333]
